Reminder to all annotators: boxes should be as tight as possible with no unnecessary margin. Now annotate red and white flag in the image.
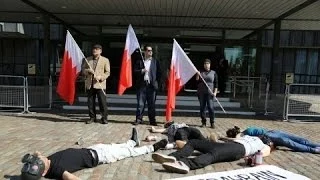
[118,24,141,95]
[166,39,198,121]
[56,31,84,105]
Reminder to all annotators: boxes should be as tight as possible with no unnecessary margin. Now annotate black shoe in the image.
[153,139,168,151]
[131,128,140,146]
[86,118,95,124]
[101,117,108,124]
[133,119,143,125]
[210,123,215,129]
[150,122,158,126]
[200,119,206,127]
[200,123,206,128]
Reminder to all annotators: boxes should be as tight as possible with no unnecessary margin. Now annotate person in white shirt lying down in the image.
[20,128,168,180]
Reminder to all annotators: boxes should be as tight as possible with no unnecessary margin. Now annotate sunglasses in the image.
[21,154,44,175]
[21,163,40,175]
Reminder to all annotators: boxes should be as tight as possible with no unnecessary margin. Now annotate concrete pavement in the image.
[0,112,319,180]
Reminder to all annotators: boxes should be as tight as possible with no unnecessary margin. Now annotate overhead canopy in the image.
[1,0,319,38]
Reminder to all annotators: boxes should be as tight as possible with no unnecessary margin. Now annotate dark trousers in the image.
[175,127,206,141]
[169,139,245,170]
[198,93,215,123]
[136,85,156,123]
[87,88,108,120]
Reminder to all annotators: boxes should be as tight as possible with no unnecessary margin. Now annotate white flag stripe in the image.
[126,24,141,55]
[173,39,197,72]
[172,39,198,86]
[66,31,85,73]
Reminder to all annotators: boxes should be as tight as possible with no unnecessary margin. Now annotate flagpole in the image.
[198,74,226,113]
[138,48,145,61]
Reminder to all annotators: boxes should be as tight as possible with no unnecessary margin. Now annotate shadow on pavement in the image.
[154,169,171,173]
[10,115,83,123]
[4,175,21,180]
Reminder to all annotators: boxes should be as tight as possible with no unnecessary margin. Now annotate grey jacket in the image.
[197,70,218,94]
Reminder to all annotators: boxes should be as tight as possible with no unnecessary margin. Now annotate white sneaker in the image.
[162,161,190,174]
[164,143,175,150]
[152,153,176,164]
[146,135,158,141]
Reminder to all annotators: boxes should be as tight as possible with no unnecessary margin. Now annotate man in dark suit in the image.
[134,45,161,126]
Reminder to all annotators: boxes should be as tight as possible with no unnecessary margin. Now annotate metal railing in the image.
[264,81,271,115]
[0,75,52,113]
[0,75,27,112]
[229,76,263,108]
[183,75,266,109]
[283,83,320,120]
[230,76,266,98]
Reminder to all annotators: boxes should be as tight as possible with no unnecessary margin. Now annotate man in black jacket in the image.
[134,45,161,126]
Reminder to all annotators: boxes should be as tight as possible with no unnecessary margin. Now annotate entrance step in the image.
[78,96,239,108]
[62,94,256,116]
[63,105,256,116]
[78,94,231,101]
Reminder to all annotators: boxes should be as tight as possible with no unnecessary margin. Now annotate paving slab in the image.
[0,112,319,179]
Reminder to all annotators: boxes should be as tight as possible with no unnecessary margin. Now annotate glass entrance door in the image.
[224,47,256,77]
[224,47,256,95]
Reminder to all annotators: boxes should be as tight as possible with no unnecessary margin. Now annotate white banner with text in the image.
[169,165,310,180]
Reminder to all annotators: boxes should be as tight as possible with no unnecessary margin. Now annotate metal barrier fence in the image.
[0,75,52,113]
[284,84,320,120]
[26,76,52,110]
[0,75,27,112]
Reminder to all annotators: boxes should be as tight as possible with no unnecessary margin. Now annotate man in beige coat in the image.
[82,44,110,124]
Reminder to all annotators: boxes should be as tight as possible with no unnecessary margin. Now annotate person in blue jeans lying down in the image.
[226,126,320,154]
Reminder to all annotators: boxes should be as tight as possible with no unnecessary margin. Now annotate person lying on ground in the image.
[145,121,206,149]
[226,126,320,154]
[20,128,168,180]
[151,134,270,174]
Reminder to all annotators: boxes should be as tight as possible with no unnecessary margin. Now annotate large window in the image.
[307,50,318,75]
[259,48,320,85]
[225,47,256,76]
[295,49,307,74]
[225,47,243,76]
[260,29,320,86]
